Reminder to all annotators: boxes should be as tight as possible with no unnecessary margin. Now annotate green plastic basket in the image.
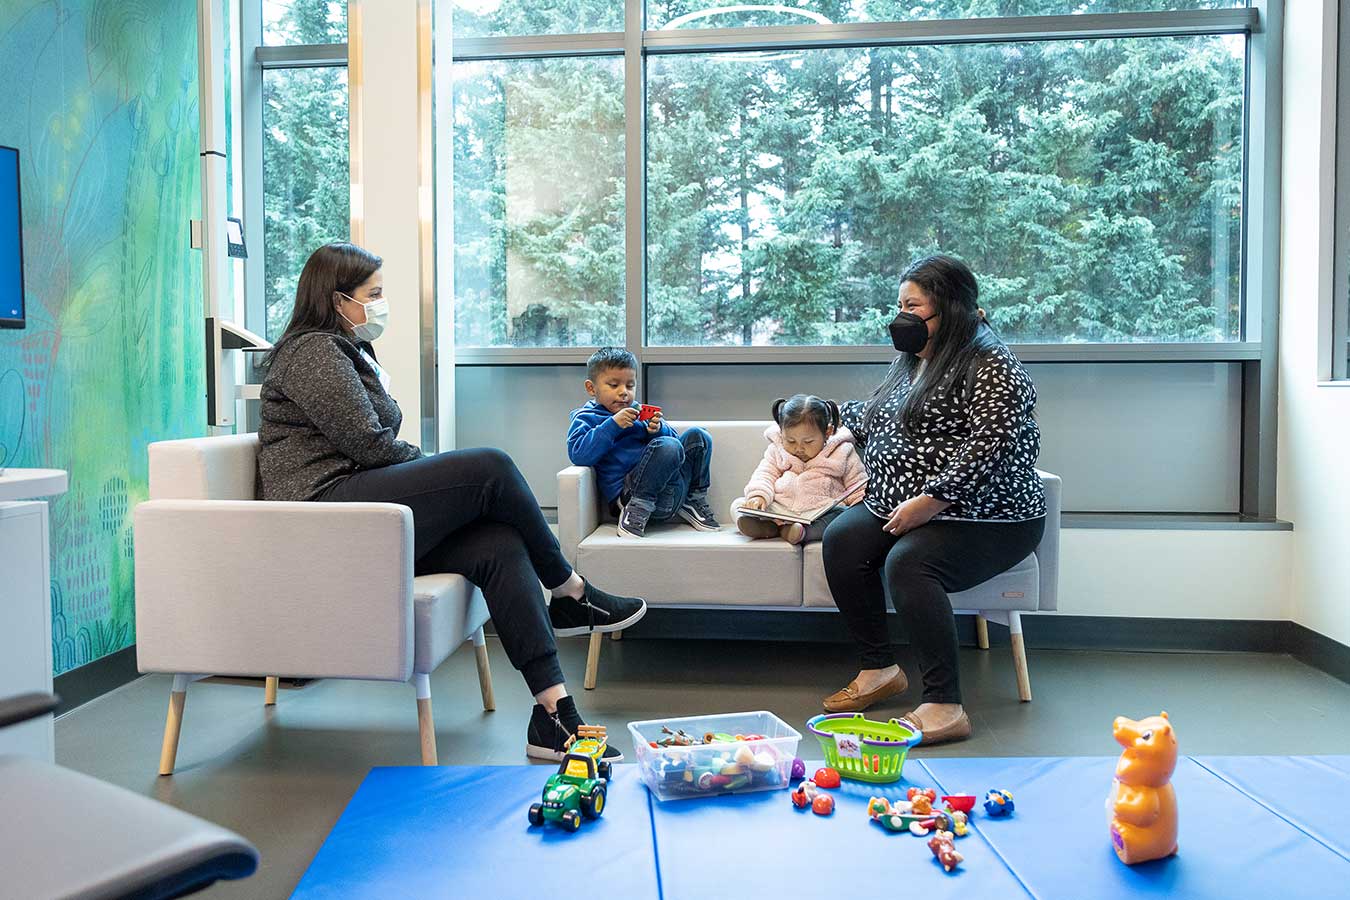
[805,713,922,784]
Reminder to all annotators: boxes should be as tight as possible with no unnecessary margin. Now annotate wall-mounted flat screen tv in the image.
[1,145,26,330]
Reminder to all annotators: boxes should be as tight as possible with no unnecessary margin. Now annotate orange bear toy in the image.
[1107,712,1179,865]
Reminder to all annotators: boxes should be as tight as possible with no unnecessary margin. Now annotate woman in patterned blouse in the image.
[821,255,1047,745]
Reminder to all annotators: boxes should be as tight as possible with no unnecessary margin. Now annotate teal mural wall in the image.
[0,0,206,675]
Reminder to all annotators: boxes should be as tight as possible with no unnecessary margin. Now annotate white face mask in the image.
[338,293,389,342]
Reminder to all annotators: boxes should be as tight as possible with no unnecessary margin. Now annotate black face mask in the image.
[888,310,939,354]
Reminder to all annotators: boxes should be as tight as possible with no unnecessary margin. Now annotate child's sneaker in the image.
[677,493,720,531]
[526,696,624,763]
[617,501,653,538]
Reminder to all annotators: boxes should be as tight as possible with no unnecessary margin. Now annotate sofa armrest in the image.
[557,465,599,567]
[1035,470,1062,611]
[133,500,416,682]
[0,693,59,729]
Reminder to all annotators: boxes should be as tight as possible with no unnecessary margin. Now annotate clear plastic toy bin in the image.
[627,711,802,801]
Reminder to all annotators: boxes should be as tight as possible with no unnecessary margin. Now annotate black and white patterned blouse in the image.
[841,343,1046,523]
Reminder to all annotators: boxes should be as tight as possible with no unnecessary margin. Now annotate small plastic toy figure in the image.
[907,787,937,804]
[811,794,835,816]
[910,794,933,815]
[950,810,970,837]
[928,831,964,872]
[813,767,841,789]
[984,789,1015,817]
[1108,712,1179,865]
[791,779,819,809]
[790,758,807,781]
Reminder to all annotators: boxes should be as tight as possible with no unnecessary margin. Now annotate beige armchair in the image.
[133,434,494,773]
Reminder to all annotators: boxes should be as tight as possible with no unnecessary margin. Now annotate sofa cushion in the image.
[802,541,1041,611]
[577,524,803,606]
[413,574,489,675]
[667,421,776,527]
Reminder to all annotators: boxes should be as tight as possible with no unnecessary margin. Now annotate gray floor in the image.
[57,636,1350,899]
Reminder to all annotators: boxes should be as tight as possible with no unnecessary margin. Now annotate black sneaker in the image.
[617,501,653,538]
[526,696,624,763]
[550,581,647,637]
[677,493,720,531]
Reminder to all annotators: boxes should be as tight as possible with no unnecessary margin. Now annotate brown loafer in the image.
[899,708,972,746]
[822,670,908,713]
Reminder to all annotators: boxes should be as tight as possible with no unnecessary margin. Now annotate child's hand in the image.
[612,406,639,429]
[645,409,664,433]
[742,497,767,511]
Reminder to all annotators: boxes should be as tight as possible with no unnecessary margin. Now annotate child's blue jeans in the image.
[622,428,713,521]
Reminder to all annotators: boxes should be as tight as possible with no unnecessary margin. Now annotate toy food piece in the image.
[791,785,810,809]
[911,794,933,815]
[790,758,807,781]
[812,794,835,816]
[950,810,970,837]
[909,820,931,836]
[1109,711,1179,865]
[638,404,661,422]
[813,767,842,789]
[751,751,776,773]
[943,794,977,814]
[908,787,937,804]
[733,744,756,766]
[867,797,891,818]
[984,789,1015,817]
[928,831,964,873]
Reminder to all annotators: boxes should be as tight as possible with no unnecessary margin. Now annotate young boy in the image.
[567,347,720,538]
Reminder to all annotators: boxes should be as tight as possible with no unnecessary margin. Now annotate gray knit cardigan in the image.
[257,331,422,501]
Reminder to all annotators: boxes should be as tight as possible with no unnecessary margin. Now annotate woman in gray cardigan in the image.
[258,242,644,762]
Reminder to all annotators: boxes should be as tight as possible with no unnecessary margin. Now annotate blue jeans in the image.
[623,428,712,522]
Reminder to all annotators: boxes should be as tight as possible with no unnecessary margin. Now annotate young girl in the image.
[733,394,866,545]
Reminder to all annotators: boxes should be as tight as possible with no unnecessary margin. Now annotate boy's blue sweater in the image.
[567,400,678,502]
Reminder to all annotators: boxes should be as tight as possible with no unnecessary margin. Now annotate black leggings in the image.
[822,503,1045,704]
[316,448,571,695]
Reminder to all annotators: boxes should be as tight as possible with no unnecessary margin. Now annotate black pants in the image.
[317,448,571,695]
[822,503,1045,704]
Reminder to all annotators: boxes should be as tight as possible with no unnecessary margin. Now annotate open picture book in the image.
[737,480,867,526]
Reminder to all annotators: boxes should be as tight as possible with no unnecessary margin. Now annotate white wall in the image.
[1275,0,1350,646]
[350,0,425,446]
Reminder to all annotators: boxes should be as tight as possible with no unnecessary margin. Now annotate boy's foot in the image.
[526,696,624,763]
[550,581,647,637]
[617,501,653,538]
[677,494,720,531]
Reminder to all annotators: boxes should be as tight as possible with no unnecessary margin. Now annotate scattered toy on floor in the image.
[984,789,1015,817]
[1108,711,1179,865]
[928,831,964,872]
[813,767,842,789]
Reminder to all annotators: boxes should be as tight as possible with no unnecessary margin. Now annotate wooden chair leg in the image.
[975,615,990,650]
[583,631,603,690]
[414,673,438,765]
[472,628,496,711]
[1008,611,1032,702]
[611,629,623,641]
[264,676,279,706]
[158,675,190,776]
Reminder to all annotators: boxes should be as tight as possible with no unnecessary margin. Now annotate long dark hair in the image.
[263,242,383,367]
[772,394,840,435]
[862,254,1003,435]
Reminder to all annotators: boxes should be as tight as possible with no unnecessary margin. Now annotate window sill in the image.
[1063,513,1292,531]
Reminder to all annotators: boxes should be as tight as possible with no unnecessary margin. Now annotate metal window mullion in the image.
[241,0,265,345]
[624,0,645,371]
[1241,0,1283,519]
[451,32,624,60]
[256,43,348,67]
[1334,0,1350,381]
[641,9,1256,55]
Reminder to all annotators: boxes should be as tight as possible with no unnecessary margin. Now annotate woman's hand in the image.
[646,409,664,433]
[883,495,950,536]
[742,496,767,511]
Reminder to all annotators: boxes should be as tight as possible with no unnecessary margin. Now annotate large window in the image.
[448,2,1257,351]
[453,57,626,347]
